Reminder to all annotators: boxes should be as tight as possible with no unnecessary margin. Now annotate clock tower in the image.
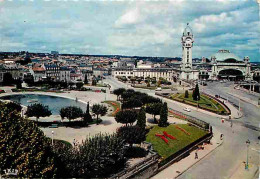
[181,23,194,74]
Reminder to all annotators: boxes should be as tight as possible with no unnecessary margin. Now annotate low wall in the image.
[109,143,160,179]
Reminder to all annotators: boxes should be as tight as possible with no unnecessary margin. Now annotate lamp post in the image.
[51,131,54,146]
[245,139,250,170]
[239,99,241,112]
[197,95,199,110]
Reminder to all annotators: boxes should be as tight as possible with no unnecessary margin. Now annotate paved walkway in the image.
[229,162,259,179]
[152,128,223,179]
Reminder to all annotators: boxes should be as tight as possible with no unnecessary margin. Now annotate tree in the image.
[115,110,137,126]
[0,103,56,178]
[16,79,22,89]
[82,102,93,125]
[25,103,52,122]
[137,78,142,84]
[91,104,107,124]
[192,83,200,101]
[159,102,168,127]
[136,107,146,129]
[76,82,84,89]
[130,77,136,86]
[113,88,126,101]
[146,103,163,123]
[185,90,189,98]
[59,106,83,122]
[3,101,22,114]
[84,75,88,84]
[92,79,97,86]
[59,133,126,178]
[121,98,142,109]
[3,73,14,85]
[117,126,146,147]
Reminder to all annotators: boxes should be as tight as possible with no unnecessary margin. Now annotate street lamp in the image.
[197,95,199,110]
[51,131,54,146]
[245,139,250,170]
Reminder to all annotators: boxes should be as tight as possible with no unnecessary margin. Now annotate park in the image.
[0,82,213,178]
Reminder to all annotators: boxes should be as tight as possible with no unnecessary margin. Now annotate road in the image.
[104,77,259,179]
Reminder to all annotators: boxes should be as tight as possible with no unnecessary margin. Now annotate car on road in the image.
[183,107,191,112]
[155,87,162,91]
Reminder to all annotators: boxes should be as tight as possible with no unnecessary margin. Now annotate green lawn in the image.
[171,93,228,114]
[146,124,208,159]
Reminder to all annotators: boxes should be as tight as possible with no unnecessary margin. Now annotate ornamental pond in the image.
[0,94,87,115]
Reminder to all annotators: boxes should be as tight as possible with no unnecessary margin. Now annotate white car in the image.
[183,107,191,112]
[155,87,162,91]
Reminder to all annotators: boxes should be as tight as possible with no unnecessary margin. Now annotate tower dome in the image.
[183,23,193,36]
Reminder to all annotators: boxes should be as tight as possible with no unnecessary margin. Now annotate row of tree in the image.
[113,88,169,127]
[25,102,108,125]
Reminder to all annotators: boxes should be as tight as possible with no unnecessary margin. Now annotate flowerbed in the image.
[176,125,191,135]
[0,89,5,94]
[104,101,121,116]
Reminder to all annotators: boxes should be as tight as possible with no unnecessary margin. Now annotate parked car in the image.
[155,87,162,91]
[183,107,191,112]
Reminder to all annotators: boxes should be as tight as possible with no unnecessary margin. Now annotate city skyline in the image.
[0,0,259,61]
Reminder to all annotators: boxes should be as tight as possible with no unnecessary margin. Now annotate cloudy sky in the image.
[0,0,259,61]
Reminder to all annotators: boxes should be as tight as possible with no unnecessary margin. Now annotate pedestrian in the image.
[73,139,76,146]
[230,120,233,128]
[195,150,198,159]
[220,134,224,140]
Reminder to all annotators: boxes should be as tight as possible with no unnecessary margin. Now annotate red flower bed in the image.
[176,125,191,135]
[169,110,186,119]
[163,131,177,140]
[155,133,169,144]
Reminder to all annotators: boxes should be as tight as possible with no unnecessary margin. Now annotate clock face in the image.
[186,39,192,43]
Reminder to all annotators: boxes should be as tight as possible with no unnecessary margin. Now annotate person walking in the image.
[195,149,198,159]
[220,134,224,140]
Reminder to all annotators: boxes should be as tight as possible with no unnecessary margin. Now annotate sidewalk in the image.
[229,162,259,179]
[152,129,223,179]
[228,92,259,107]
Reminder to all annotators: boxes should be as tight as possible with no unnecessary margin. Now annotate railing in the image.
[168,107,210,130]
